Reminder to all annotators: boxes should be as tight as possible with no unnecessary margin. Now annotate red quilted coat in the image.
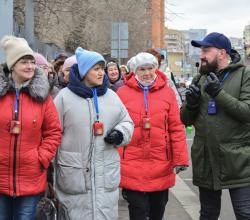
[117,70,188,192]
[0,67,61,197]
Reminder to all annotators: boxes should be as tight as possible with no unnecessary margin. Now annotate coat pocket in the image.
[191,137,206,180]
[104,161,120,191]
[56,150,86,195]
[219,142,250,181]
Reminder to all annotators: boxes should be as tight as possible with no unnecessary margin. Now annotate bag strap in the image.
[44,182,56,199]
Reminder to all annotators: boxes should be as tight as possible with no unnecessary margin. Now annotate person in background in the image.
[120,64,129,79]
[34,53,50,75]
[0,35,61,220]
[159,53,167,72]
[177,78,187,102]
[105,60,124,92]
[146,48,182,107]
[54,47,134,220]
[117,52,188,220]
[53,53,68,64]
[48,62,60,90]
[52,53,68,74]
[181,32,250,219]
[52,53,68,89]
[159,53,178,86]
[34,52,60,98]
[60,55,77,87]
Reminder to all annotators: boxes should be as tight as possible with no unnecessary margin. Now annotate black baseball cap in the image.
[191,32,232,54]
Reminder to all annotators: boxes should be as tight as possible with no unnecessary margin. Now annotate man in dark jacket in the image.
[180,32,250,220]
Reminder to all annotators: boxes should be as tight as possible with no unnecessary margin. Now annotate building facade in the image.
[181,29,206,76]
[230,37,244,59]
[13,0,165,63]
[165,28,185,76]
[244,24,250,59]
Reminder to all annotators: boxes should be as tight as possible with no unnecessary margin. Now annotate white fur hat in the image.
[127,56,136,73]
[0,35,34,69]
[133,52,158,73]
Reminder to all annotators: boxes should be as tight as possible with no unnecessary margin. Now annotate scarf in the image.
[67,64,108,98]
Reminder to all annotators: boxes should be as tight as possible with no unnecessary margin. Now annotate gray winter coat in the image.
[54,87,134,220]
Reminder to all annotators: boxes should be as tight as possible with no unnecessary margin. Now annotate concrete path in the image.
[118,174,200,220]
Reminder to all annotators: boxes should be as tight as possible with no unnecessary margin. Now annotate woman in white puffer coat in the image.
[54,47,134,220]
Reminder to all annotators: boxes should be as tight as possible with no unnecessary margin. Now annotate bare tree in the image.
[14,0,165,58]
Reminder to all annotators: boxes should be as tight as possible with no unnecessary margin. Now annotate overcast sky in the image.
[165,0,250,38]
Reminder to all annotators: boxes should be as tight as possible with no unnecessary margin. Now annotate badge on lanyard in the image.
[93,121,104,136]
[92,88,104,136]
[142,117,151,130]
[207,100,217,115]
[10,90,21,134]
[10,120,21,134]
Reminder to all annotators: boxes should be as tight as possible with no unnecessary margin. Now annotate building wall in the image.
[168,52,184,76]
[244,25,250,58]
[13,0,165,61]
[181,29,207,75]
[165,28,184,76]
[0,0,13,63]
[230,37,244,59]
[186,29,206,61]
[151,0,165,48]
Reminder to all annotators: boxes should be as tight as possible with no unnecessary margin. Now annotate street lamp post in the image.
[25,0,34,47]
[0,0,13,63]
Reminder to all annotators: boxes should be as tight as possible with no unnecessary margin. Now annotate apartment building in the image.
[165,28,185,76]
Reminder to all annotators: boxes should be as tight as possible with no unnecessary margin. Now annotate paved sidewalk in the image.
[118,190,193,220]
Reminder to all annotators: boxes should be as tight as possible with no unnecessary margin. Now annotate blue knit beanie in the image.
[75,47,105,79]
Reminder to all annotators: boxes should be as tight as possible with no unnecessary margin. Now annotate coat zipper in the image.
[164,115,169,160]
[13,90,20,197]
[13,134,18,197]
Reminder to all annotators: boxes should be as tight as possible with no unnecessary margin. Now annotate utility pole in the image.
[0,0,13,63]
[111,22,128,65]
[25,0,34,47]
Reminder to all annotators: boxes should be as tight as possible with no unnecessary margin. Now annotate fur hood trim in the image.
[0,65,50,101]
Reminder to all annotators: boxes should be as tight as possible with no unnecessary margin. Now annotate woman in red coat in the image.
[117,52,188,220]
[0,36,61,220]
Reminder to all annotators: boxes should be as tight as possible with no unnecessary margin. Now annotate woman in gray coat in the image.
[54,47,134,220]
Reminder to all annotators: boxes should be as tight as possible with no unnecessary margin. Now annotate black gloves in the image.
[204,72,222,97]
[185,84,201,110]
[104,129,123,145]
[175,165,188,174]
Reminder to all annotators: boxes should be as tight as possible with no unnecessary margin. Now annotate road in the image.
[178,134,236,220]
[119,132,237,220]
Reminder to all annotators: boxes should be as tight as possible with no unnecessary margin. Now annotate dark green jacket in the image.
[181,55,250,190]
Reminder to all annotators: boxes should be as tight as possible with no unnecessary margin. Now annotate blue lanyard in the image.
[92,88,99,121]
[220,71,230,85]
[143,87,149,115]
[14,90,20,120]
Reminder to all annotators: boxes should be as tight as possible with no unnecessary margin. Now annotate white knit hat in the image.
[0,35,34,69]
[133,52,158,73]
